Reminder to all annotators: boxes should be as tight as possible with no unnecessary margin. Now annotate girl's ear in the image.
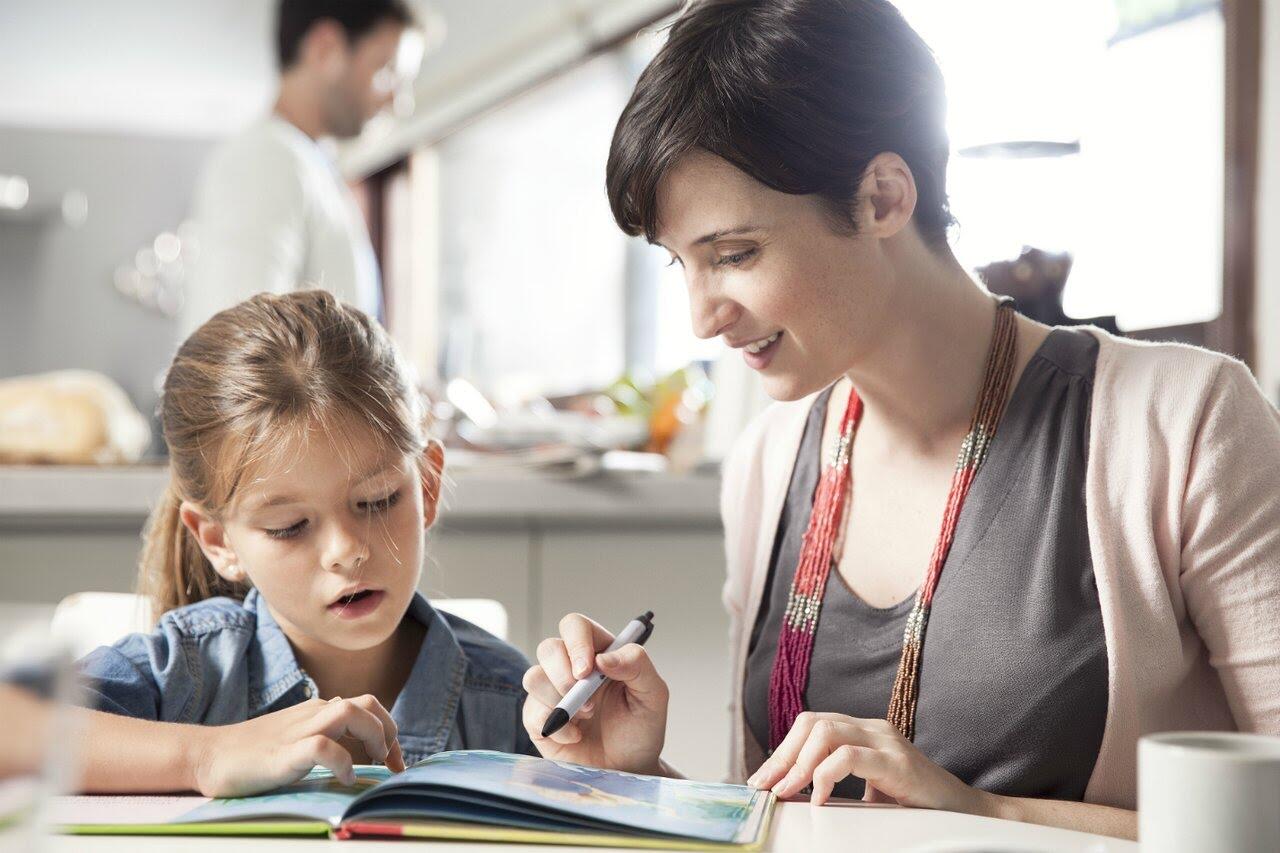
[419,440,446,529]
[178,501,247,584]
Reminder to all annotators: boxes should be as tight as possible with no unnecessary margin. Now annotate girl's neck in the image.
[293,616,426,710]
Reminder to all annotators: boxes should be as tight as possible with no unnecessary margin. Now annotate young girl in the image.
[69,290,534,796]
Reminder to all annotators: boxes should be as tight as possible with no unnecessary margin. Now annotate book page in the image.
[47,794,206,826]
[349,751,772,845]
[52,765,391,828]
[174,766,391,825]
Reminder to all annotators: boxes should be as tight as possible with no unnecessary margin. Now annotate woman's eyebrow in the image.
[692,224,764,245]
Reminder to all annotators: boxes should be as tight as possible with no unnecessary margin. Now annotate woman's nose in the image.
[689,275,738,340]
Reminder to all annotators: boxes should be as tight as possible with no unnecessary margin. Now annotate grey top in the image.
[743,328,1108,801]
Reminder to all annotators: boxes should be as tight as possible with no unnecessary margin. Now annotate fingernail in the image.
[597,653,614,667]
[573,656,588,675]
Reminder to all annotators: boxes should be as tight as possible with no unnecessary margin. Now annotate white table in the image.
[19,801,1136,852]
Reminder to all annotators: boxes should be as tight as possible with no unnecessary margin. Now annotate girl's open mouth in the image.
[328,589,385,619]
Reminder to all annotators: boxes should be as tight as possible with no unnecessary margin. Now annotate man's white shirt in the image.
[180,115,381,340]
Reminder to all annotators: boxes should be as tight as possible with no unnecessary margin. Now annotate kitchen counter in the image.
[0,464,721,528]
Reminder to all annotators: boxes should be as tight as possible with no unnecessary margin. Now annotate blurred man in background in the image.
[179,0,420,339]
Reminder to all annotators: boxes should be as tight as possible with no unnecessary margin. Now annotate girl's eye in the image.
[264,519,308,540]
[715,247,758,267]
[360,490,402,514]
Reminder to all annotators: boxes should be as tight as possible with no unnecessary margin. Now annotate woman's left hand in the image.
[747,712,991,813]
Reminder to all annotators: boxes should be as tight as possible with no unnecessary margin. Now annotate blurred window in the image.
[386,0,1230,398]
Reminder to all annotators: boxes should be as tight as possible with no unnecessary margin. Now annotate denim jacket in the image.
[76,589,536,764]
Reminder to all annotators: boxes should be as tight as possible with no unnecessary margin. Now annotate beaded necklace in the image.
[767,300,1019,747]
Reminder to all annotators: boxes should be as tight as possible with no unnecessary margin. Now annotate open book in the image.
[53,750,776,850]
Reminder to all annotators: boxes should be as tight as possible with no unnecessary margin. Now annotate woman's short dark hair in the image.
[606,0,954,249]
[276,0,415,70]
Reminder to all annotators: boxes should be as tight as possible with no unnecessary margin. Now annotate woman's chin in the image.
[761,372,827,403]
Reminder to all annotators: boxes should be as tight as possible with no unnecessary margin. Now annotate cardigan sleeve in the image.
[1179,359,1280,732]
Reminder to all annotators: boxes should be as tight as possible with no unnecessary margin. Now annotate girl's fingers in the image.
[536,637,579,696]
[345,694,400,759]
[310,700,389,763]
[386,737,406,773]
[293,734,356,786]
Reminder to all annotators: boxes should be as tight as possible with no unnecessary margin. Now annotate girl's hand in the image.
[748,712,990,814]
[192,695,405,797]
[522,613,669,776]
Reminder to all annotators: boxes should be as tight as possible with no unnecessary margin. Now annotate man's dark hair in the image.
[276,0,415,70]
[607,0,954,249]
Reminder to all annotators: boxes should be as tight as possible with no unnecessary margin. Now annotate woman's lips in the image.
[743,332,783,370]
[327,589,385,619]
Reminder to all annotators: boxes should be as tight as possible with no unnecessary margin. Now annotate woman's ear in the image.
[855,152,918,240]
[178,501,246,584]
[419,441,446,529]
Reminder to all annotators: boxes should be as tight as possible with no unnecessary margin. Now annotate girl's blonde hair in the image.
[138,290,428,621]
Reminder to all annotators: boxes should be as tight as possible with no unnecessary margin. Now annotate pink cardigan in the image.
[719,328,1280,809]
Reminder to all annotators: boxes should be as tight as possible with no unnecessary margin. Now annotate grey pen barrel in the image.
[541,611,654,738]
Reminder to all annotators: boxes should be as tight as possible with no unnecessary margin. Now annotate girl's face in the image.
[654,150,900,402]
[185,414,443,655]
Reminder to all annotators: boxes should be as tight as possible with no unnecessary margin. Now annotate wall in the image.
[1258,0,1280,403]
[0,126,211,427]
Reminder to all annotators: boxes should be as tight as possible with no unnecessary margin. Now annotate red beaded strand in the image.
[767,301,1019,749]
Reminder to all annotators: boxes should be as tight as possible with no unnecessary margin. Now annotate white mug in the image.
[1139,731,1280,852]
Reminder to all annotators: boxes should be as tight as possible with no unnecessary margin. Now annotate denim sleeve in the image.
[514,708,538,757]
[75,625,199,722]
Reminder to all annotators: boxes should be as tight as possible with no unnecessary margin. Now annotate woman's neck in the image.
[844,256,1043,455]
[293,617,426,710]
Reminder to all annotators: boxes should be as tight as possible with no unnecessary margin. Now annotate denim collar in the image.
[243,589,467,753]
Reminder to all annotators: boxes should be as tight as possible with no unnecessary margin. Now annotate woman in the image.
[521,0,1280,839]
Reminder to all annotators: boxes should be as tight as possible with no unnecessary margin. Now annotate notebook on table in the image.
[52,750,776,850]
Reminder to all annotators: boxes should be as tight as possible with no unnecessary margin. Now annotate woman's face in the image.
[655,150,897,402]
[191,414,442,656]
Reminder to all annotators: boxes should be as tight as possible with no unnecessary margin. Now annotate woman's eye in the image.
[715,248,758,267]
[264,519,308,540]
[360,490,402,514]
[666,255,683,268]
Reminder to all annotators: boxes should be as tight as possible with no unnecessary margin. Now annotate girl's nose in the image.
[323,518,370,573]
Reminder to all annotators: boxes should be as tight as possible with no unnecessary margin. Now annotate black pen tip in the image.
[541,708,570,739]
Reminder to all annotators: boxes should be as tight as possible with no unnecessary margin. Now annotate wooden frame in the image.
[1132,0,1261,367]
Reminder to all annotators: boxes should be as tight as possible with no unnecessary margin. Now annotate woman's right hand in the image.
[522,613,669,775]
[191,694,405,797]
